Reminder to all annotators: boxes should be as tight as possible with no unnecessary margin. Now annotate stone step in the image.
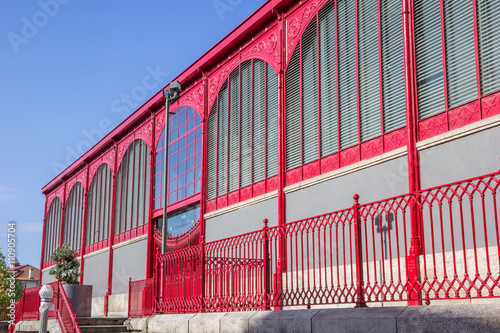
[77,317,128,326]
[79,325,129,333]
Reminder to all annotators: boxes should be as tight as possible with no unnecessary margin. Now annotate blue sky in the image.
[0,0,263,267]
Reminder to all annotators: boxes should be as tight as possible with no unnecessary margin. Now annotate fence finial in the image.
[353,194,360,204]
[263,218,268,227]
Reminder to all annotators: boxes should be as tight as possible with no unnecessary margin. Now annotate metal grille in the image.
[319,0,338,157]
[358,0,380,141]
[477,0,500,95]
[240,60,252,188]
[217,84,228,196]
[44,197,62,262]
[229,67,240,192]
[85,163,112,245]
[115,139,150,237]
[63,182,84,251]
[381,0,406,133]
[286,46,301,170]
[444,0,477,108]
[266,63,278,178]
[253,59,266,183]
[414,0,445,119]
[207,103,217,200]
[338,0,358,150]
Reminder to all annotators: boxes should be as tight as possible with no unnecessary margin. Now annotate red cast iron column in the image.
[402,0,422,305]
[146,113,155,279]
[79,164,90,284]
[353,194,366,307]
[105,143,119,316]
[200,72,209,311]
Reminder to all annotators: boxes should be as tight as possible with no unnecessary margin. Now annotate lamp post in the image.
[161,80,182,253]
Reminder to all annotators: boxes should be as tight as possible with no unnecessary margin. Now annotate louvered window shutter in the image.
[338,0,358,149]
[240,61,252,187]
[381,0,406,132]
[319,0,338,157]
[302,20,319,164]
[286,46,301,170]
[217,84,228,195]
[253,59,266,183]
[414,0,445,119]
[207,104,217,200]
[477,0,500,96]
[358,0,381,141]
[266,63,278,177]
[444,0,477,108]
[229,68,240,192]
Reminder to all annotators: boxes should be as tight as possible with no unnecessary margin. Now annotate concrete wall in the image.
[286,156,409,222]
[41,270,56,284]
[112,239,147,294]
[206,197,278,242]
[420,125,500,189]
[83,250,109,297]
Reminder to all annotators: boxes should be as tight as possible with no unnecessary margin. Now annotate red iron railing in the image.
[8,281,80,333]
[128,277,155,317]
[128,171,500,315]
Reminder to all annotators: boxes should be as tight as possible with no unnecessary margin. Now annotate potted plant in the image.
[49,244,92,317]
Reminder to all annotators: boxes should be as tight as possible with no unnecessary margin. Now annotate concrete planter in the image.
[62,284,92,317]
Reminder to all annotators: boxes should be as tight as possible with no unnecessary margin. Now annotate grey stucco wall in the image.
[112,239,147,294]
[420,125,500,189]
[41,270,56,284]
[286,156,409,222]
[83,250,109,297]
[206,197,278,242]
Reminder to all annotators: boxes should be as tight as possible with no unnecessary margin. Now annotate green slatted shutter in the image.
[253,59,266,183]
[359,0,381,141]
[319,0,338,157]
[414,0,445,119]
[240,61,252,187]
[207,104,217,200]
[286,46,301,170]
[302,20,319,164]
[338,0,358,149]
[228,68,240,192]
[266,63,278,177]
[381,0,406,132]
[217,84,228,196]
[477,0,500,95]
[444,0,477,108]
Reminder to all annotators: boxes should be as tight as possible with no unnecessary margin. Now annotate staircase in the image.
[77,317,129,333]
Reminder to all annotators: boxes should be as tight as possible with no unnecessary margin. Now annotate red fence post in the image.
[407,193,422,305]
[353,194,367,307]
[200,241,205,313]
[262,219,270,311]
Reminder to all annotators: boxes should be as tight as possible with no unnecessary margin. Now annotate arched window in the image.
[44,197,62,262]
[86,164,112,248]
[115,139,150,235]
[285,0,405,170]
[154,106,202,209]
[63,182,84,252]
[207,59,278,201]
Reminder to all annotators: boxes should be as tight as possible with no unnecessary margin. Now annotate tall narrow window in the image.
[381,0,405,132]
[319,0,338,157]
[115,139,150,236]
[63,182,84,251]
[207,59,278,202]
[44,197,62,262]
[86,163,112,247]
[358,0,381,141]
[477,0,500,96]
[414,0,445,119]
[338,0,358,149]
